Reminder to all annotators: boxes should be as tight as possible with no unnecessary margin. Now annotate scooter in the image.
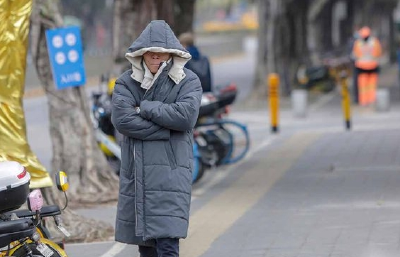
[0,161,69,257]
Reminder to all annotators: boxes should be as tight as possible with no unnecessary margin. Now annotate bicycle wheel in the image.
[192,157,205,184]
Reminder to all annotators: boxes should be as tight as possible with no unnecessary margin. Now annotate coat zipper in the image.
[134,143,138,232]
[143,88,150,99]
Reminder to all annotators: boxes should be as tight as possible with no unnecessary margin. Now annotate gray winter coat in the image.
[111,20,202,246]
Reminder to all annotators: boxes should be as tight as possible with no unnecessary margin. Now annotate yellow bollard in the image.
[339,70,351,130]
[268,73,280,133]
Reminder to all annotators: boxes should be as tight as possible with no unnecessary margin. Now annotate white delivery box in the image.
[0,161,30,212]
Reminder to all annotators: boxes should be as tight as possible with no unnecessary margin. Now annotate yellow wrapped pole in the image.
[268,73,280,133]
[339,70,351,130]
[0,0,52,188]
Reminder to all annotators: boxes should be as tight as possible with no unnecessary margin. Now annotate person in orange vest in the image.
[352,26,382,106]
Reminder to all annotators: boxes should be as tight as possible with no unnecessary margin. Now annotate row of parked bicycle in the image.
[91,75,250,184]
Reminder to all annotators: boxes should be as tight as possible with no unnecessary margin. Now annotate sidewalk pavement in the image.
[186,127,400,257]
[68,65,400,257]
[180,66,400,257]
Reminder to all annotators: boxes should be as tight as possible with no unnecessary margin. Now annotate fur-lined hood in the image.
[125,20,191,85]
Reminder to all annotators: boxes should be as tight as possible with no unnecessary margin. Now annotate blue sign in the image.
[45,26,86,90]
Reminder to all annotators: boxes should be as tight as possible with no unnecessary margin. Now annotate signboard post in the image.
[45,26,86,90]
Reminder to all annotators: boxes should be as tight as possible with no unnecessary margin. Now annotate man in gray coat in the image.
[111,20,202,257]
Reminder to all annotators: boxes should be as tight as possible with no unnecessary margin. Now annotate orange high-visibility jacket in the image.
[352,37,382,70]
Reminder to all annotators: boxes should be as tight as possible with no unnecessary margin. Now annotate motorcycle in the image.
[0,161,69,257]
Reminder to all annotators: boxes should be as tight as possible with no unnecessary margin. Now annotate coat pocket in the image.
[165,141,177,170]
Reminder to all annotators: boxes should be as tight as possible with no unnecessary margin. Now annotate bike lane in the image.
[180,132,321,256]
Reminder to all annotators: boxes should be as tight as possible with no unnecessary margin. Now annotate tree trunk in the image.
[174,0,196,35]
[307,0,330,65]
[30,0,117,242]
[156,0,175,29]
[253,0,268,93]
[265,0,280,76]
[255,0,331,96]
[253,0,298,96]
[286,1,310,92]
[112,0,157,75]
[387,4,397,63]
[112,0,196,75]
[0,0,54,188]
[252,0,279,97]
[112,0,138,74]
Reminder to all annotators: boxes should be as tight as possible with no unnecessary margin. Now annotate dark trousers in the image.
[139,238,179,257]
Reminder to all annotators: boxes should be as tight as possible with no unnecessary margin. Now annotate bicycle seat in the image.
[0,219,34,248]
[0,219,33,234]
[10,205,61,218]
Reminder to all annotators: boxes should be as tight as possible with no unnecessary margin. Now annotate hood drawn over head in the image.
[125,20,192,84]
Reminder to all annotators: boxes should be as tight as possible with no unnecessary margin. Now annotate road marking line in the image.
[181,132,320,257]
[99,242,126,257]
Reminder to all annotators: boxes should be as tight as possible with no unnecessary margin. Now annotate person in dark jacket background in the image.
[179,32,213,92]
[111,20,202,257]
